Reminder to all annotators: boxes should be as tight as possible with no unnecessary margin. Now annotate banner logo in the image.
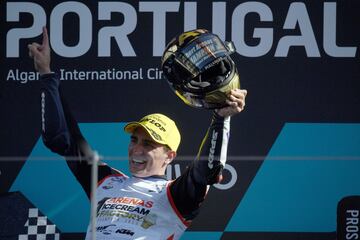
[5,1,358,58]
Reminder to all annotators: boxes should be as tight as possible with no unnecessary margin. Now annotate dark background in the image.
[1,0,359,239]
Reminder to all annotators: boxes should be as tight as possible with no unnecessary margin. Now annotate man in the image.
[28,27,247,240]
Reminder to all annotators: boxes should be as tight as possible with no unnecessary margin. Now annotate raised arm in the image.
[28,26,72,155]
[169,89,247,221]
[29,27,115,198]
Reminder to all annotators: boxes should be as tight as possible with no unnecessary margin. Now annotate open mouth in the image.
[132,158,146,165]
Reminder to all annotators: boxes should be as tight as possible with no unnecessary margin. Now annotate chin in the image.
[131,171,148,178]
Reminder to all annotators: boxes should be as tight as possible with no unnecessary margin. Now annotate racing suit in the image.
[40,73,231,240]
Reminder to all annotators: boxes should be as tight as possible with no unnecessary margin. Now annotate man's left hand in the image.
[215,89,247,117]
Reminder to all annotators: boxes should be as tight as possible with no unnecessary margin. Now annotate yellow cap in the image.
[124,113,181,151]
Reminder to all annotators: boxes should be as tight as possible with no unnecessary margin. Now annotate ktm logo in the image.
[116,228,135,236]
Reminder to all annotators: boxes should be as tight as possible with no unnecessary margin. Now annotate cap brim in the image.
[124,122,141,134]
[124,122,167,146]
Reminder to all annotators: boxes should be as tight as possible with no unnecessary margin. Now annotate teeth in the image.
[133,159,145,164]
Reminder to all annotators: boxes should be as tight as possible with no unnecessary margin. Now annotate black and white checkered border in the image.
[18,208,60,240]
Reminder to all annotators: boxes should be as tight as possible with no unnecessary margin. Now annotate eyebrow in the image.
[131,135,157,146]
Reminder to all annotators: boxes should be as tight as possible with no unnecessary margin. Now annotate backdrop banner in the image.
[1,0,359,239]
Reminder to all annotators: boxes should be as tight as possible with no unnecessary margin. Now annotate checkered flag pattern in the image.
[18,208,60,240]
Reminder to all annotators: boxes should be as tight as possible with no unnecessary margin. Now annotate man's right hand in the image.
[28,26,51,75]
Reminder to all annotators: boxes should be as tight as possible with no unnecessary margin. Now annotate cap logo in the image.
[145,127,163,141]
[141,118,166,132]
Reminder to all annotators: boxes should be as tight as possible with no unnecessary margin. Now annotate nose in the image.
[129,142,143,155]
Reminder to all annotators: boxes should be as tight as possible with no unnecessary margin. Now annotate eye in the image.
[143,140,155,149]
[130,136,137,143]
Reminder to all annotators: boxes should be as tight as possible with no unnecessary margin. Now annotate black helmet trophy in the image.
[161,29,240,109]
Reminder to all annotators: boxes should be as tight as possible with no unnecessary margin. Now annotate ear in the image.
[165,150,177,164]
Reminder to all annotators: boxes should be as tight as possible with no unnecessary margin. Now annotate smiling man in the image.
[28,27,247,240]
[125,114,179,178]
